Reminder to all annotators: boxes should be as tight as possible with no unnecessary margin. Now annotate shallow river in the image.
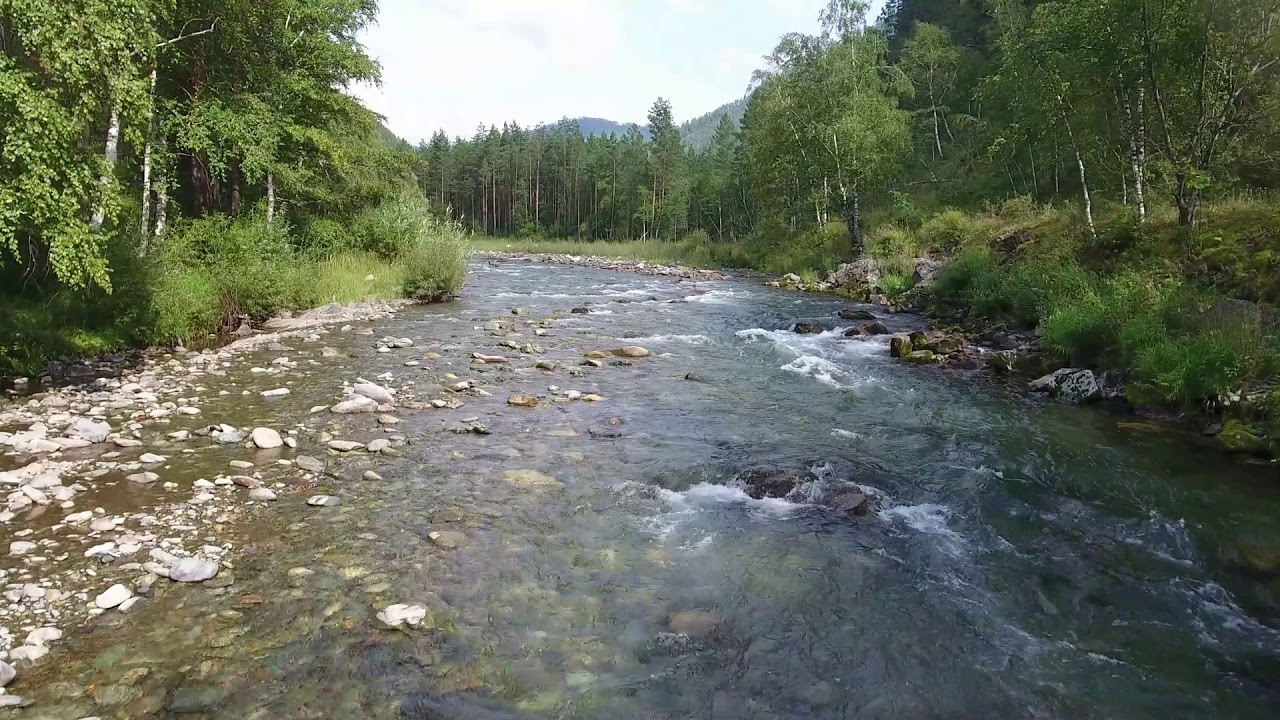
[11,259,1280,719]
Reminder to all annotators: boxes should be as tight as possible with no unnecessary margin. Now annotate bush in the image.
[1041,272,1165,366]
[866,223,919,260]
[402,215,469,302]
[998,195,1039,221]
[353,188,434,260]
[148,266,220,343]
[919,209,976,252]
[879,272,912,297]
[301,218,351,258]
[161,214,298,321]
[932,249,995,308]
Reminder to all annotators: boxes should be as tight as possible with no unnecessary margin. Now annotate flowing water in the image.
[11,260,1280,719]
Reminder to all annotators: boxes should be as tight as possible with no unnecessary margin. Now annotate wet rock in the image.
[902,350,935,364]
[684,372,705,382]
[170,557,220,583]
[25,626,62,646]
[250,427,283,449]
[10,541,37,557]
[838,309,876,321]
[735,466,805,499]
[828,488,879,516]
[612,346,651,358]
[845,321,889,337]
[790,321,823,335]
[113,436,143,448]
[1218,419,1267,455]
[666,610,721,637]
[212,426,244,444]
[0,660,14,687]
[0,695,29,708]
[909,331,930,350]
[367,438,391,454]
[327,440,365,452]
[68,417,111,443]
[507,394,539,408]
[93,683,142,707]
[167,685,226,714]
[231,475,260,488]
[331,396,379,414]
[889,335,913,358]
[378,603,427,628]
[1029,368,1101,404]
[353,382,396,405]
[95,584,133,609]
[261,387,290,398]
[428,530,467,550]
[398,691,540,720]
[307,495,340,507]
[9,645,48,663]
[296,455,326,473]
[502,469,561,489]
[249,487,278,501]
[535,360,559,371]
[127,471,160,484]
[363,471,383,482]
[377,414,400,425]
[925,336,964,355]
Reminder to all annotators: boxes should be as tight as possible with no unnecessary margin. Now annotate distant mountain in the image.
[552,95,752,151]
[570,117,651,140]
[679,96,750,152]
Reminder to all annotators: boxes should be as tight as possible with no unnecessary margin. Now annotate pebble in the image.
[366,439,391,454]
[0,661,15,687]
[169,557,220,583]
[94,584,133,609]
[327,440,364,452]
[307,495,340,507]
[377,603,427,628]
[250,427,283,449]
[249,488,278,501]
[261,388,290,398]
[9,645,48,662]
[9,541,36,556]
[295,455,326,473]
[139,453,166,464]
[362,471,383,482]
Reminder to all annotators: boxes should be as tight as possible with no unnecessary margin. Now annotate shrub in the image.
[402,215,469,302]
[866,223,919,260]
[148,266,220,343]
[879,271,912,297]
[919,209,976,252]
[932,249,995,308]
[1041,272,1166,366]
[999,195,1039,221]
[301,218,351,258]
[353,188,436,260]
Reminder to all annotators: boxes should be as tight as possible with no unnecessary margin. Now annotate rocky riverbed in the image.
[1,260,1278,719]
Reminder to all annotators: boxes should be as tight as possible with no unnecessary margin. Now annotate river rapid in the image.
[4,258,1280,719]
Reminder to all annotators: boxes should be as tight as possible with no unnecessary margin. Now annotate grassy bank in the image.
[1,192,468,378]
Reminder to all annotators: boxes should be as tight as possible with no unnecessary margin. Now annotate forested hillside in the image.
[0,0,466,375]
[679,96,749,151]
[454,0,1280,436]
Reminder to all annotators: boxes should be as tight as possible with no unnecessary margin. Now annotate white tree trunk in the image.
[1059,98,1097,240]
[90,106,121,232]
[266,172,276,225]
[140,67,158,251]
[154,137,169,241]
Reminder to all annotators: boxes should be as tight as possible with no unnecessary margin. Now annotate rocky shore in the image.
[0,301,414,705]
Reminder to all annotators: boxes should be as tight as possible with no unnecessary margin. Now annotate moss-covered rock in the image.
[902,350,936,364]
[926,337,963,355]
[889,335,913,358]
[1217,419,1268,455]
[909,331,930,350]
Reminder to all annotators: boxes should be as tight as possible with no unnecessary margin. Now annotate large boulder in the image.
[912,257,944,286]
[1217,419,1268,455]
[67,418,111,443]
[353,382,395,405]
[845,321,890,337]
[1029,368,1101,403]
[838,309,877,321]
[734,466,806,499]
[790,321,824,335]
[826,257,881,289]
[889,335,914,358]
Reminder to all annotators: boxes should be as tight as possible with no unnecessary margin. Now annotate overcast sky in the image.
[353,0,886,143]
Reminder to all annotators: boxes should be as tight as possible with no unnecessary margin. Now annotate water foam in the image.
[882,503,956,536]
[684,288,747,304]
[623,334,710,345]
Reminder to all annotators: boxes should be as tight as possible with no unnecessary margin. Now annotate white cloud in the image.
[354,0,864,142]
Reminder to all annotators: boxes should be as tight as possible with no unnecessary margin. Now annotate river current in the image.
[10,259,1280,719]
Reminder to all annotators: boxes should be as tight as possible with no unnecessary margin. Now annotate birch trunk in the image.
[1058,99,1097,240]
[90,106,121,232]
[140,67,157,245]
[154,138,169,241]
[266,172,276,225]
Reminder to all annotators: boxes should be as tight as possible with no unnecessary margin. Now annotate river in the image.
[6,258,1280,719]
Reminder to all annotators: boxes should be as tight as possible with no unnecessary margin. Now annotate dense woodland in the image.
[1,0,465,373]
[430,0,1280,249]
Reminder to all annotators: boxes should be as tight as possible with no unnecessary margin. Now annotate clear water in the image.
[13,260,1280,719]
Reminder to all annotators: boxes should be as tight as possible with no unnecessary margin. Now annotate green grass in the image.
[2,196,470,376]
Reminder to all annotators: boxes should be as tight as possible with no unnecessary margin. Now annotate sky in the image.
[353,0,886,144]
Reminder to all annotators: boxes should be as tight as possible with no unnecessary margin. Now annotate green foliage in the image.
[919,209,976,251]
[866,223,919,259]
[402,216,469,302]
[879,271,912,297]
[161,215,297,321]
